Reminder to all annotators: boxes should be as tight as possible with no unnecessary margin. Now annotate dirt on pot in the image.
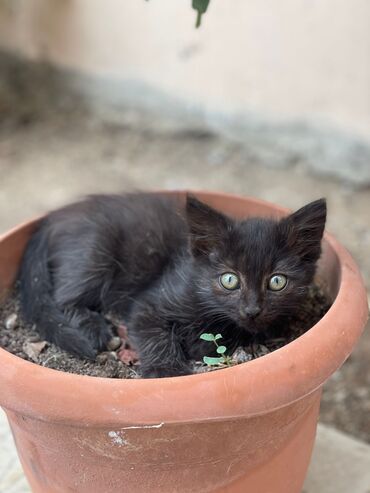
[0,284,331,378]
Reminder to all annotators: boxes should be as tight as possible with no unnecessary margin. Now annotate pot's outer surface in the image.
[0,192,368,493]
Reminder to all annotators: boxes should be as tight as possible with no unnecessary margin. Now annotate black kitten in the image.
[19,193,326,378]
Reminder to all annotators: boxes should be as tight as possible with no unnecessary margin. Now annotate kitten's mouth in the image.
[243,324,260,334]
[238,317,265,334]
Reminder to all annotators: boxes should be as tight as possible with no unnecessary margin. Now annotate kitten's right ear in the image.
[185,195,231,256]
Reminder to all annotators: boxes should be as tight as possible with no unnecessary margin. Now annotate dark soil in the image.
[0,285,330,379]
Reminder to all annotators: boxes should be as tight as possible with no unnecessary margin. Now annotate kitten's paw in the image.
[66,308,114,356]
[69,325,112,361]
[141,365,192,379]
[75,343,99,361]
[59,331,99,361]
[95,320,115,351]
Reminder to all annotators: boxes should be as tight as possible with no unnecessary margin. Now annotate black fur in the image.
[19,193,326,378]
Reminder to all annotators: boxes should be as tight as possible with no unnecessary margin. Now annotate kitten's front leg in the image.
[128,316,192,378]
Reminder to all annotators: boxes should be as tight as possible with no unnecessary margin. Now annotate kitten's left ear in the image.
[186,195,232,256]
[281,198,327,262]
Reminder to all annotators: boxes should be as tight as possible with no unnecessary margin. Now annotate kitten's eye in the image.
[268,274,287,291]
[220,272,240,290]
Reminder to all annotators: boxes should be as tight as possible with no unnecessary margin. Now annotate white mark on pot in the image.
[120,422,164,430]
[108,431,129,446]
[107,423,164,449]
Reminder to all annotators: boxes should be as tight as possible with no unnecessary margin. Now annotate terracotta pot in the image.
[0,191,368,493]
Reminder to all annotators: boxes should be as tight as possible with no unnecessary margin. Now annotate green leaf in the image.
[203,356,223,366]
[200,333,215,342]
[216,346,227,354]
[214,334,222,340]
[192,0,210,28]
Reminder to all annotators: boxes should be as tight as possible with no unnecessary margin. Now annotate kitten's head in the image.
[186,195,327,333]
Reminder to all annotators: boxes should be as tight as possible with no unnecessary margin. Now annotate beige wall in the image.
[0,0,370,140]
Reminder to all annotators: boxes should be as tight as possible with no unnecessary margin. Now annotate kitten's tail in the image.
[18,222,97,359]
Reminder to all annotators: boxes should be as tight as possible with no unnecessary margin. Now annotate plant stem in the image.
[213,339,225,364]
[196,11,202,28]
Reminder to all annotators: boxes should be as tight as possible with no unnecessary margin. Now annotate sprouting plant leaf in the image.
[192,0,210,28]
[200,332,231,367]
[216,345,227,354]
[203,356,223,366]
[200,333,215,342]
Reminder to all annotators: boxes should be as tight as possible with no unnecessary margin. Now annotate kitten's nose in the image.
[244,306,261,318]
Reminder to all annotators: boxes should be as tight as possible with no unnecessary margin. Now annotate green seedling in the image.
[200,333,233,366]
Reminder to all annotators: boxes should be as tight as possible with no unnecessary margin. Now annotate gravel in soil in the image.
[0,285,330,379]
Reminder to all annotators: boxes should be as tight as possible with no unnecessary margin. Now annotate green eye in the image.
[220,272,240,290]
[269,274,287,291]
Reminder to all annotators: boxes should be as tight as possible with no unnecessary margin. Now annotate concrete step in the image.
[304,423,370,493]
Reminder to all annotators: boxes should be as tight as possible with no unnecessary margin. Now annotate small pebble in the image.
[29,335,42,343]
[23,341,47,361]
[5,313,18,330]
[108,351,118,361]
[251,344,270,358]
[107,337,122,351]
[232,347,253,364]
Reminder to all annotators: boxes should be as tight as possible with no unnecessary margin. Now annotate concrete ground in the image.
[0,107,369,491]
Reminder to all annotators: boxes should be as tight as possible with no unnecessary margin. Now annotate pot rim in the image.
[0,191,368,426]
